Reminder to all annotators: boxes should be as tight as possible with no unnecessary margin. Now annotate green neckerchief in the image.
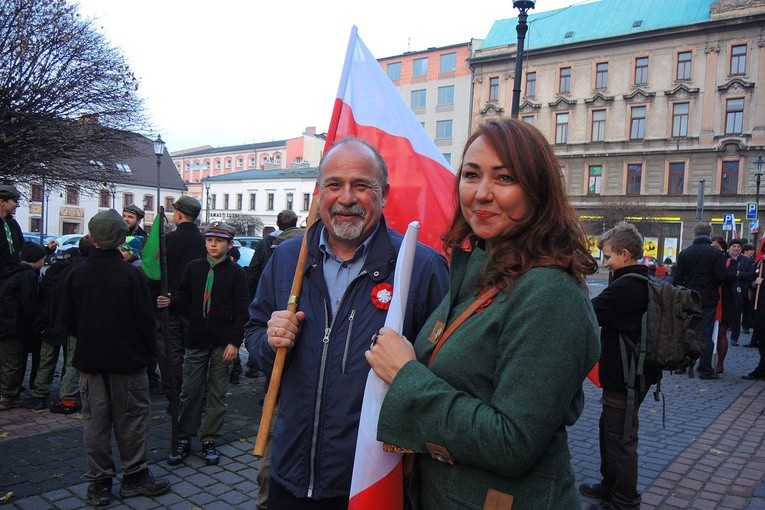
[3,220,14,255]
[202,254,226,318]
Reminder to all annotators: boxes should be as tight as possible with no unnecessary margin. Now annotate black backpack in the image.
[618,273,703,439]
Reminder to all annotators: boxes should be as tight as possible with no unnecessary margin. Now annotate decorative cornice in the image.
[548,96,577,108]
[519,100,542,111]
[623,88,656,101]
[717,78,755,92]
[664,84,701,97]
[584,92,616,104]
[479,102,504,115]
[715,138,748,151]
[705,46,721,54]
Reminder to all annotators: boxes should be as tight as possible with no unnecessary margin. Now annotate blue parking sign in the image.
[747,202,757,220]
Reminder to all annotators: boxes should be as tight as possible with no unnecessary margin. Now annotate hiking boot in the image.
[49,398,81,414]
[86,478,113,506]
[742,371,765,380]
[167,438,192,466]
[23,396,47,410]
[119,469,170,498]
[0,396,22,411]
[202,440,220,465]
[229,370,241,385]
[579,482,610,500]
[699,372,719,380]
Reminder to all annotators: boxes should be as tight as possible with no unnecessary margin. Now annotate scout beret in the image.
[21,242,46,263]
[0,185,20,200]
[173,196,202,219]
[205,221,236,240]
[123,204,145,219]
[89,209,128,250]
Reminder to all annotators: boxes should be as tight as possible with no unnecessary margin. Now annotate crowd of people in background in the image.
[2,124,765,509]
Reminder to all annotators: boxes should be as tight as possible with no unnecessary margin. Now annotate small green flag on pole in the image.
[141,223,161,280]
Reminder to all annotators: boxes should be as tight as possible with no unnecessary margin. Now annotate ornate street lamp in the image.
[511,0,536,119]
[754,156,764,251]
[204,179,211,224]
[154,134,165,216]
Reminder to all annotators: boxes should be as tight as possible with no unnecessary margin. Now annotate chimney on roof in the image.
[305,126,316,135]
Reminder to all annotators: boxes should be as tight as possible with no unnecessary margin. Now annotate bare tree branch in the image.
[0,0,149,190]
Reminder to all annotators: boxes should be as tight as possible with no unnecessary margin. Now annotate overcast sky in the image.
[76,0,589,152]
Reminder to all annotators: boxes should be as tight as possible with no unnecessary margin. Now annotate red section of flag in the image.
[587,362,601,387]
[325,101,455,252]
[348,460,403,510]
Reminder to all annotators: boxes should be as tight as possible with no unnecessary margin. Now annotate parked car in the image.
[638,256,658,276]
[234,236,262,249]
[53,234,85,262]
[22,232,57,264]
[237,246,255,268]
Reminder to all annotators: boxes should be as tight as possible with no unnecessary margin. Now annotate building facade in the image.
[201,167,318,231]
[13,133,187,236]
[378,42,475,170]
[472,0,765,260]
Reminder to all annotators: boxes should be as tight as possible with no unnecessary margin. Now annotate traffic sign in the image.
[723,213,734,231]
[747,202,758,220]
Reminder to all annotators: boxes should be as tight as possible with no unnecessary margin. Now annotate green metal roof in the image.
[481,0,716,51]
[205,167,318,182]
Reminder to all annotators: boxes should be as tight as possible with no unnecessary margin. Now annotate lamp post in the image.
[754,156,764,251]
[204,179,211,224]
[153,134,165,220]
[510,0,536,119]
[108,183,116,209]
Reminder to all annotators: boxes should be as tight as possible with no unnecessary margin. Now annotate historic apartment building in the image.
[471,0,765,261]
[378,42,475,171]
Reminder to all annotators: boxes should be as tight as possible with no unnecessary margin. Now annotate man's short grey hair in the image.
[693,222,712,237]
[319,137,388,189]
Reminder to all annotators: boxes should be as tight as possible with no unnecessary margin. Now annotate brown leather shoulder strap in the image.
[427,287,499,368]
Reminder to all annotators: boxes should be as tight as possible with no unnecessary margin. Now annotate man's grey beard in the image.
[329,204,366,241]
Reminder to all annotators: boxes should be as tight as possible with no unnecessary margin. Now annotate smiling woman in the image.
[367,119,600,509]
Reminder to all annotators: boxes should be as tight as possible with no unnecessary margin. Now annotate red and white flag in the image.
[349,221,419,510]
[323,26,455,253]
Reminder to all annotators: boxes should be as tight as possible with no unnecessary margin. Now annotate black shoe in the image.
[167,438,192,465]
[744,343,758,348]
[86,478,112,506]
[229,371,241,385]
[23,396,47,410]
[244,366,258,378]
[0,396,23,411]
[202,440,220,465]
[731,339,739,346]
[673,367,687,375]
[49,398,81,414]
[119,469,170,498]
[579,482,610,500]
[742,372,765,380]
[699,372,719,380]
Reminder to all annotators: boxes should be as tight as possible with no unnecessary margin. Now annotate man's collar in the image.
[319,222,380,262]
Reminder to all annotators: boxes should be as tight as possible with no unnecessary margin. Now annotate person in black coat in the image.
[150,196,206,401]
[580,222,659,510]
[0,243,46,410]
[673,223,727,379]
[728,239,755,346]
[62,209,169,505]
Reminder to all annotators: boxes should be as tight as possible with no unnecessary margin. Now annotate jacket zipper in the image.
[341,309,356,374]
[308,302,333,498]
[307,270,369,497]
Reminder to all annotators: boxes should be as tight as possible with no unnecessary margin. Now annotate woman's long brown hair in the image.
[442,119,597,289]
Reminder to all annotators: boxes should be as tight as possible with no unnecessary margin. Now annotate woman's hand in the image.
[266,310,305,352]
[365,327,416,384]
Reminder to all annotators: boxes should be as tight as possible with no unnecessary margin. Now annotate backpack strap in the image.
[618,332,638,442]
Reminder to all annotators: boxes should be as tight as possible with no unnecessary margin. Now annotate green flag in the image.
[141,222,161,280]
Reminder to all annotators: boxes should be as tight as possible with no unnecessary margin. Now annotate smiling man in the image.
[244,137,449,510]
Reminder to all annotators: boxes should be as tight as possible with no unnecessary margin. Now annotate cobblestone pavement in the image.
[2,300,765,508]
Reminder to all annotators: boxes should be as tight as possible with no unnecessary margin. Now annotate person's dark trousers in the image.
[742,293,755,332]
[154,313,186,403]
[698,306,717,375]
[268,478,348,510]
[730,304,743,343]
[748,328,765,376]
[80,370,150,481]
[599,389,646,510]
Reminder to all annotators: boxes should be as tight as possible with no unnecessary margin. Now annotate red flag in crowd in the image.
[322,26,455,253]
